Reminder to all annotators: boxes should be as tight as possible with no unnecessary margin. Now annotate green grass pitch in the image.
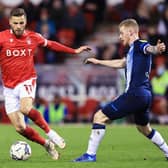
[0,124,168,168]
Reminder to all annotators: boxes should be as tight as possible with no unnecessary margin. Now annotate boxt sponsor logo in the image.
[6,49,32,57]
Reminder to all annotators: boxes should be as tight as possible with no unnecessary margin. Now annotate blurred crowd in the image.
[0,0,167,124]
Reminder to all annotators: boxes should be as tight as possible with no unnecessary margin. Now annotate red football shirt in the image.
[0,29,75,88]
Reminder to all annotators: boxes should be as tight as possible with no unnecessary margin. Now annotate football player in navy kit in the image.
[73,18,168,162]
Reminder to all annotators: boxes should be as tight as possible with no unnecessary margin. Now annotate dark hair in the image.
[10,8,27,18]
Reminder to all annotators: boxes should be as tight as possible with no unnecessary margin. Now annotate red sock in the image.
[28,109,50,133]
[20,126,46,145]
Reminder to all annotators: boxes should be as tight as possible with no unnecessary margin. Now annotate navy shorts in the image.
[102,88,152,126]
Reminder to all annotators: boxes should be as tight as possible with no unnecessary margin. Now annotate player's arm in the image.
[84,57,126,69]
[35,33,91,54]
[47,40,91,54]
[145,40,166,55]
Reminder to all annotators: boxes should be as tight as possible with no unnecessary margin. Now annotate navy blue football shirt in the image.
[125,39,152,92]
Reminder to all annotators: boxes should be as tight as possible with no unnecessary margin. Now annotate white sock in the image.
[86,129,105,155]
[46,129,63,142]
[150,130,168,157]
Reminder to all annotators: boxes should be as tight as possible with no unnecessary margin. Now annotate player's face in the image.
[119,26,130,46]
[9,15,27,37]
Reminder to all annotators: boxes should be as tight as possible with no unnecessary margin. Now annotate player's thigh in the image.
[7,111,26,131]
[93,110,109,124]
[101,93,133,120]
[20,97,33,114]
[133,89,152,126]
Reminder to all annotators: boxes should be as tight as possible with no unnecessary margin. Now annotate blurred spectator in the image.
[62,97,78,122]
[133,0,151,26]
[151,56,168,123]
[157,5,168,55]
[36,8,56,36]
[0,7,10,31]
[82,0,106,23]
[50,0,66,30]
[82,0,106,33]
[157,5,168,36]
[45,94,68,124]
[35,8,58,64]
[120,0,140,19]
[38,0,53,10]
[61,2,86,46]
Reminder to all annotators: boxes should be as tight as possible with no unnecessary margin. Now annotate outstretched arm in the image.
[47,40,91,54]
[146,40,166,55]
[84,57,126,69]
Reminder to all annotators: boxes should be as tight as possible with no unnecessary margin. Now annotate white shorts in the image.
[3,78,37,114]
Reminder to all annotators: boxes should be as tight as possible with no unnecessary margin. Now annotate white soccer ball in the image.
[10,141,31,160]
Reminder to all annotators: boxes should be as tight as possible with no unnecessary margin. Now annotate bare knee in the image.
[7,112,26,133]
[15,123,26,133]
[93,110,109,124]
[136,124,152,136]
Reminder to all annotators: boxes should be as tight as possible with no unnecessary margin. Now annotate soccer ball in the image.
[10,141,31,160]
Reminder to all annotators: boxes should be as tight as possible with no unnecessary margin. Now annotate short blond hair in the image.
[119,18,139,32]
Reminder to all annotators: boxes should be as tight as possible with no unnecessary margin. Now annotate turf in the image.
[0,124,168,168]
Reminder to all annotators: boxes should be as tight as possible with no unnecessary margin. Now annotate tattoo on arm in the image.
[145,45,158,55]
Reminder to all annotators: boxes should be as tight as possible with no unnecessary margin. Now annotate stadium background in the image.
[0,0,167,124]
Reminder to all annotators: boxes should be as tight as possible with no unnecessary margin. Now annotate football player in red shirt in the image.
[0,8,90,160]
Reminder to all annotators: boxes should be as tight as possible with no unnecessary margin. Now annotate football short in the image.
[102,88,152,126]
[3,78,37,114]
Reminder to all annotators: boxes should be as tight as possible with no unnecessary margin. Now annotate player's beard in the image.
[12,28,25,37]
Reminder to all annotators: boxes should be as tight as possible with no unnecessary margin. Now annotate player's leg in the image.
[19,78,65,149]
[20,97,50,133]
[134,89,168,160]
[4,86,48,146]
[7,111,46,145]
[136,124,168,160]
[73,93,129,162]
[73,109,108,162]
[86,110,108,156]
[20,97,65,149]
[7,112,59,160]
[4,86,59,160]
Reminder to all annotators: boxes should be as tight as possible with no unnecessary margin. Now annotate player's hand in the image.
[75,46,91,54]
[156,39,166,53]
[83,58,100,64]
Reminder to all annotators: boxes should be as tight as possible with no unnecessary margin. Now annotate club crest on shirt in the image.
[26,38,31,45]
[9,38,13,43]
